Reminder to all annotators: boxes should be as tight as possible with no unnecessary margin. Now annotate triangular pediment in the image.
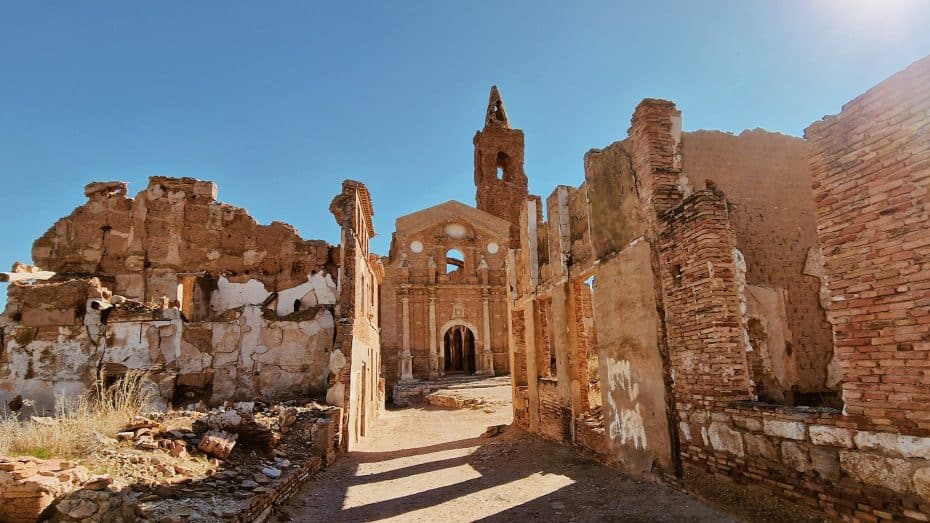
[395,200,511,240]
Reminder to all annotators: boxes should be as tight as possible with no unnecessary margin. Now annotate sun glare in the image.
[816,0,925,37]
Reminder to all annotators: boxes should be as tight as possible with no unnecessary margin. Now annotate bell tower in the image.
[474,86,529,248]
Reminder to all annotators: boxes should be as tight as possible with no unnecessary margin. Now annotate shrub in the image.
[0,370,154,459]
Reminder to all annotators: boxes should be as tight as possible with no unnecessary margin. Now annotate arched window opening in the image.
[492,100,505,122]
[446,248,465,276]
[496,152,510,181]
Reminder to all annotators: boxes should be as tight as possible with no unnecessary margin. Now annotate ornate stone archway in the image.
[439,320,480,375]
[438,319,493,376]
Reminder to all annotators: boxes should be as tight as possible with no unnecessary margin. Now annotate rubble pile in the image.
[426,391,489,410]
[0,400,340,523]
[138,400,340,522]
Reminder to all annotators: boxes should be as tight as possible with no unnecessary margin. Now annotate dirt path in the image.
[277,387,738,523]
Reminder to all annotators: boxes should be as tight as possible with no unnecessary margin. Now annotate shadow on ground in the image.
[277,404,738,523]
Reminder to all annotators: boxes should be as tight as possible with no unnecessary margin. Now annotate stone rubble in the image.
[0,399,341,523]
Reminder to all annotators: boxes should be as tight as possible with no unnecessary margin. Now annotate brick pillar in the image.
[629,99,687,216]
[658,191,752,407]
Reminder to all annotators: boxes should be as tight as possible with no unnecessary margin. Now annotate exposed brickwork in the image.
[538,378,568,443]
[658,191,752,404]
[511,309,528,386]
[474,87,530,248]
[681,131,832,393]
[536,298,554,378]
[630,99,684,215]
[574,416,608,458]
[805,56,930,429]
[571,279,597,410]
[513,386,530,430]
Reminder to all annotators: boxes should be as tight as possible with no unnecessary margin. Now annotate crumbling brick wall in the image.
[805,57,930,427]
[474,87,530,248]
[536,298,554,378]
[681,131,832,397]
[668,58,930,520]
[506,55,930,518]
[0,178,382,435]
[32,178,333,301]
[537,378,567,442]
[657,191,751,405]
[328,180,384,450]
[571,278,597,411]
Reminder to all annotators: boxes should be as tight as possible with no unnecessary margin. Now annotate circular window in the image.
[409,240,423,253]
[487,241,499,254]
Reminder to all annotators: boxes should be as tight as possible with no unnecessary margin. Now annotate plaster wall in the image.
[593,239,674,474]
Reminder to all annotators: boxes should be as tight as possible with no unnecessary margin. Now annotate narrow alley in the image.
[277,378,739,522]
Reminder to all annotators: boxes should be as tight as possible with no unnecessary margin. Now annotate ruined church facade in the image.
[380,87,524,394]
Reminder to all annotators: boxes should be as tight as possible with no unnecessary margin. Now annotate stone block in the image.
[809,425,854,448]
[914,467,930,502]
[744,433,778,461]
[708,422,744,456]
[781,441,811,473]
[854,431,930,459]
[733,415,762,432]
[690,411,709,425]
[762,419,806,440]
[810,447,840,481]
[839,451,914,493]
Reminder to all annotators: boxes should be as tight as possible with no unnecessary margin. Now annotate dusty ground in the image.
[277,379,738,523]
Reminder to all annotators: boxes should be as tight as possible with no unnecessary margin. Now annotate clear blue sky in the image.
[2,0,929,307]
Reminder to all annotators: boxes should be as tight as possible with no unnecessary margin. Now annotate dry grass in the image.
[0,370,154,459]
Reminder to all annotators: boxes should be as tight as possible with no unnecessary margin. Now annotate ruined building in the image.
[507,55,930,519]
[1,54,928,521]
[380,87,522,398]
[0,178,383,449]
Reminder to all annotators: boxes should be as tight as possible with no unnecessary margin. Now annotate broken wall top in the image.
[32,177,336,299]
[330,179,376,238]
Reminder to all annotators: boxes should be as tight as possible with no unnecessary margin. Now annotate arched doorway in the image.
[443,325,476,374]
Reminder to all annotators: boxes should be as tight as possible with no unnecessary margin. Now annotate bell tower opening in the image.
[496,151,510,181]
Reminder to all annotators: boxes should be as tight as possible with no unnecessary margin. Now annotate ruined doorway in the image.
[443,325,476,374]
